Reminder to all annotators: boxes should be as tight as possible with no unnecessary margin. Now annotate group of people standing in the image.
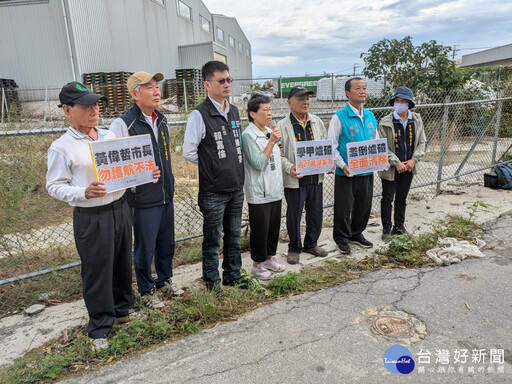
[241,76,426,275]
[45,60,425,349]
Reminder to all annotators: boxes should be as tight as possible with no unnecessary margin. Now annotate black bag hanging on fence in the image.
[494,162,512,190]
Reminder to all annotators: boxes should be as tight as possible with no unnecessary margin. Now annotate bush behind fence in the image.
[0,81,511,317]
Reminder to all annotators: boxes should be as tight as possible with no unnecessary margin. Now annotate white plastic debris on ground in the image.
[426,237,486,266]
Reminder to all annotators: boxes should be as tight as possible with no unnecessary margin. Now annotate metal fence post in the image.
[436,95,450,196]
[44,86,48,122]
[491,91,504,165]
[455,110,498,177]
[331,73,334,113]
[1,88,4,124]
[279,75,282,99]
[183,78,188,113]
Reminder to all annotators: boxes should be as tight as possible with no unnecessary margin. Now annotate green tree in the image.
[360,36,473,94]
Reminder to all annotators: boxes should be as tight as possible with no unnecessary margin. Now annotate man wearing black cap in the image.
[110,71,184,309]
[46,81,135,350]
[278,86,329,265]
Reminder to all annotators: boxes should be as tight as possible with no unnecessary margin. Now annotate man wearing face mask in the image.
[378,86,426,240]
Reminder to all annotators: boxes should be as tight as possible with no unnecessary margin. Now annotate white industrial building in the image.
[0,0,252,99]
[461,43,512,68]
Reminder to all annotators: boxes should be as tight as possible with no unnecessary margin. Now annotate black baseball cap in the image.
[58,81,107,107]
[288,86,315,99]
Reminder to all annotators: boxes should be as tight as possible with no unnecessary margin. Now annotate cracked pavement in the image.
[62,209,512,384]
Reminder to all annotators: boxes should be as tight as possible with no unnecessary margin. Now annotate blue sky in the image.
[202,0,512,79]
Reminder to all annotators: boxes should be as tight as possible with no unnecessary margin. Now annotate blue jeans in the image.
[198,189,244,283]
[133,204,175,294]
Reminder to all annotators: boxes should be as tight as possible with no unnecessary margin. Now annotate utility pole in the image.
[353,64,360,76]
[452,45,460,60]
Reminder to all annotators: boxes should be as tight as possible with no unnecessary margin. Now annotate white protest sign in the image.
[89,134,156,193]
[346,138,388,175]
[295,139,334,176]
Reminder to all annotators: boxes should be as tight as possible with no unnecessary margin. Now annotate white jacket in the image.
[241,123,284,204]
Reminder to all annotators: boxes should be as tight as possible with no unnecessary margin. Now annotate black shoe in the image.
[205,280,223,298]
[381,228,392,241]
[337,242,351,254]
[222,276,250,289]
[350,235,373,248]
[391,225,407,235]
[205,280,221,290]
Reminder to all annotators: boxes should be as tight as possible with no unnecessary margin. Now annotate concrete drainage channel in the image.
[359,306,427,344]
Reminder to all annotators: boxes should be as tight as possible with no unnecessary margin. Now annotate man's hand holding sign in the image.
[346,138,389,176]
[89,134,160,194]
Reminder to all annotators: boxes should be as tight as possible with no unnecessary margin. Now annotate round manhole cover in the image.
[372,315,415,337]
[359,307,427,343]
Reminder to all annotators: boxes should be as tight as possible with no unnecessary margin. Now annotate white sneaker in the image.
[261,256,286,272]
[251,265,271,280]
[142,287,165,310]
[92,338,109,351]
[161,278,186,297]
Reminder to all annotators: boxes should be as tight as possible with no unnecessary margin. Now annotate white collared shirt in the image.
[46,127,125,207]
[328,103,380,169]
[182,96,230,165]
[144,112,159,143]
[393,110,412,128]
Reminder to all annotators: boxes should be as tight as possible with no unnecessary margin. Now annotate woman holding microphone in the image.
[242,93,286,280]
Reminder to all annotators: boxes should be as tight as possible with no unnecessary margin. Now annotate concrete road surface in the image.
[61,211,512,384]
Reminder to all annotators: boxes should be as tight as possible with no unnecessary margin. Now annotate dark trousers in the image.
[381,170,414,230]
[198,189,244,283]
[133,203,175,295]
[333,174,373,245]
[73,198,134,339]
[248,200,282,263]
[284,184,323,253]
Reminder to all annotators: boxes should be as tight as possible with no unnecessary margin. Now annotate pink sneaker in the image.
[261,256,286,272]
[251,265,271,280]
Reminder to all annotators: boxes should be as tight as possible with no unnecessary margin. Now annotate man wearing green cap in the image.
[46,81,136,350]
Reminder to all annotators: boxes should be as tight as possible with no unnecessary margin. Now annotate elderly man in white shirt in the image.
[46,82,140,351]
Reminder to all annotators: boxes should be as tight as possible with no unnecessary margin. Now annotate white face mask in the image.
[394,102,409,114]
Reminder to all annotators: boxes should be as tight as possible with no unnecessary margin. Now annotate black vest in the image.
[195,98,244,193]
[119,103,174,208]
[393,116,416,163]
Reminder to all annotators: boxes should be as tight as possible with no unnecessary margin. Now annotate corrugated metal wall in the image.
[66,0,178,79]
[212,15,252,81]
[0,0,252,99]
[178,41,227,70]
[0,0,73,100]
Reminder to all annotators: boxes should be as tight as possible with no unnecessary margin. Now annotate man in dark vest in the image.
[110,71,184,309]
[183,61,246,291]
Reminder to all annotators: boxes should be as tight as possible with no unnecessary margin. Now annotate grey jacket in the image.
[378,111,426,181]
[241,123,284,204]
[278,113,327,189]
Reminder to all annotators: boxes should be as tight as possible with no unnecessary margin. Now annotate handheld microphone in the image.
[268,121,283,148]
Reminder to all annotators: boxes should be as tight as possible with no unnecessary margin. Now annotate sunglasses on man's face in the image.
[209,77,233,85]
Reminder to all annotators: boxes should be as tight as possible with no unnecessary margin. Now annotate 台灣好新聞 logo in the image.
[383,345,415,374]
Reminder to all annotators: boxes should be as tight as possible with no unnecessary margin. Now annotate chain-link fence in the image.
[1,76,511,318]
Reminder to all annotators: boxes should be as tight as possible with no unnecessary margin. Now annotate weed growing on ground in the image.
[0,213,480,384]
